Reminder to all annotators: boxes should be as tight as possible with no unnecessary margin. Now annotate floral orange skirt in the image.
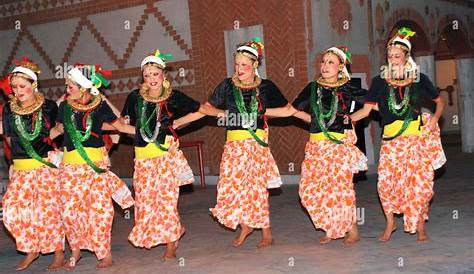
[60,159,133,260]
[378,114,446,233]
[210,137,281,230]
[128,140,193,248]
[299,130,367,239]
[3,153,64,253]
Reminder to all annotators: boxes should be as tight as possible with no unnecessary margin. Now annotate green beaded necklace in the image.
[309,82,343,144]
[12,109,57,168]
[231,84,268,147]
[63,102,105,173]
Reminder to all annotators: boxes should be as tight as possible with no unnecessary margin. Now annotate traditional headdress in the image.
[387,27,417,72]
[235,37,264,77]
[67,64,111,96]
[325,46,352,80]
[1,57,41,95]
[140,49,173,70]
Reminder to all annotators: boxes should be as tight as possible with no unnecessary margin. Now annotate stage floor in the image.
[1,144,473,274]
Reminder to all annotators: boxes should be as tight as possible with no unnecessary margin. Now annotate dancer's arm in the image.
[427,96,445,130]
[110,119,135,135]
[265,103,297,117]
[264,103,311,124]
[350,103,375,122]
[294,111,311,123]
[50,123,64,139]
[199,102,225,117]
[173,111,206,129]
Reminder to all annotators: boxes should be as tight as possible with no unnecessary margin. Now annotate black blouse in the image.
[365,73,439,126]
[57,99,118,151]
[121,89,200,147]
[208,78,288,130]
[293,82,366,134]
[3,99,57,159]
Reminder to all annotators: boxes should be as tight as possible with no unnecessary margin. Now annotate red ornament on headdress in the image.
[0,74,12,96]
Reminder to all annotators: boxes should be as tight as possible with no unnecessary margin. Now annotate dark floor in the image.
[0,141,473,274]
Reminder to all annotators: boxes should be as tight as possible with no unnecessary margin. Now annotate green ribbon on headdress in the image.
[90,66,110,89]
[154,50,173,61]
[345,48,352,64]
[398,27,415,39]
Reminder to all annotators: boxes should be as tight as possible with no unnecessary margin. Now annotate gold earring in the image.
[31,81,38,91]
[79,87,86,96]
[162,78,170,89]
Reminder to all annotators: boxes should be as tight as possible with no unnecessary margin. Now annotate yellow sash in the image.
[63,147,104,164]
[383,116,422,137]
[134,138,171,160]
[13,158,46,171]
[226,129,266,141]
[310,131,346,141]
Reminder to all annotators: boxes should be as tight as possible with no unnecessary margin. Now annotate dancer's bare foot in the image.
[47,250,65,270]
[319,235,332,244]
[417,220,428,242]
[15,252,39,271]
[96,253,113,269]
[379,223,397,242]
[162,242,178,261]
[257,238,273,249]
[63,249,81,270]
[257,228,273,249]
[162,227,186,261]
[343,224,360,246]
[233,224,254,247]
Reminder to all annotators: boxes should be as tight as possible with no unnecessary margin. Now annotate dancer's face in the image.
[234,54,256,83]
[320,53,341,81]
[387,47,407,78]
[142,65,164,91]
[11,74,35,103]
[65,79,83,100]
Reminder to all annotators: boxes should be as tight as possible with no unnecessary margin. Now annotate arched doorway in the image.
[435,19,474,152]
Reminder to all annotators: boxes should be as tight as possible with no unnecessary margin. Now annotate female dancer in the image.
[351,27,446,242]
[292,46,367,245]
[122,50,198,260]
[1,58,65,270]
[176,39,304,248]
[52,65,135,269]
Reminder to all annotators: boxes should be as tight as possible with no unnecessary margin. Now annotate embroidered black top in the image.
[3,99,57,159]
[121,89,200,147]
[57,99,118,151]
[208,78,288,130]
[292,82,366,133]
[364,73,439,126]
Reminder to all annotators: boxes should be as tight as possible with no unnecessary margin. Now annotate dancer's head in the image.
[234,38,264,83]
[320,46,351,83]
[386,27,417,78]
[140,50,172,92]
[9,57,40,103]
[66,64,110,100]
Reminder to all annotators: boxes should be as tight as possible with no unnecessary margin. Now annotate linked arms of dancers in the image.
[350,96,445,130]
[173,102,311,130]
[49,96,135,140]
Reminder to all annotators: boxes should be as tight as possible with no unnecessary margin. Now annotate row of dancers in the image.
[1,27,445,271]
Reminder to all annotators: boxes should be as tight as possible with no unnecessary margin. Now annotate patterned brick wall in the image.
[0,0,310,176]
[187,0,310,175]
